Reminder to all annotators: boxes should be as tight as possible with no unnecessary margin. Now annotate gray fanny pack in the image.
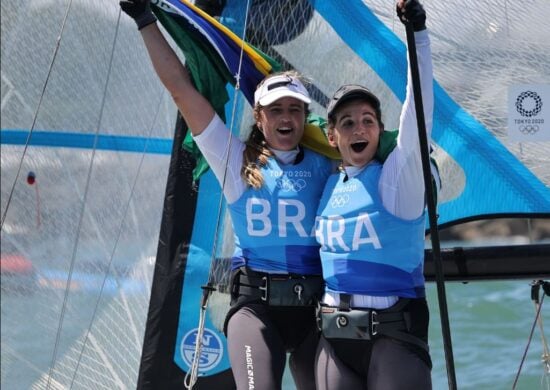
[318,306,382,340]
[317,298,431,352]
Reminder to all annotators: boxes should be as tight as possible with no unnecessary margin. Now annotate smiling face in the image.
[328,99,381,167]
[255,96,307,151]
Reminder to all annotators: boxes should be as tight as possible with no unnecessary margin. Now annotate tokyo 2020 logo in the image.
[515,90,542,117]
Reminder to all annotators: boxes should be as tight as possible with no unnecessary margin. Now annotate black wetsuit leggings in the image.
[315,336,432,390]
[226,303,318,390]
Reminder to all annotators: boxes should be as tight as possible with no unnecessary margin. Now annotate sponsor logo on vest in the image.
[246,198,315,237]
[316,213,381,251]
[245,345,254,389]
[180,328,223,373]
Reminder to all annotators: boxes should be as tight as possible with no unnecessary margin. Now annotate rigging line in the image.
[535,283,550,380]
[537,304,550,378]
[205,0,253,286]
[45,6,126,389]
[512,287,547,389]
[68,27,167,390]
[504,0,510,38]
[404,24,457,390]
[184,301,209,389]
[184,1,253,388]
[0,0,73,231]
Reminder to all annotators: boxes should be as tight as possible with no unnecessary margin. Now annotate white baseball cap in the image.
[254,74,311,106]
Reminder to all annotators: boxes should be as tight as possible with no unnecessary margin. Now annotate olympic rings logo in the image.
[330,194,349,208]
[515,91,543,117]
[276,178,307,192]
[519,125,540,135]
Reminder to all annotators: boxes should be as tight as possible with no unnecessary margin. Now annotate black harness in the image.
[223,266,324,335]
[232,267,324,306]
[317,294,429,352]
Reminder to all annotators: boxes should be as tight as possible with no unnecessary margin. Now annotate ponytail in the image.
[241,124,272,189]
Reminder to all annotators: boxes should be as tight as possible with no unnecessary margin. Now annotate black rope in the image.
[512,280,550,389]
[404,24,457,390]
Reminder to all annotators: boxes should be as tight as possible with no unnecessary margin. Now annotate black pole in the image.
[404,24,458,390]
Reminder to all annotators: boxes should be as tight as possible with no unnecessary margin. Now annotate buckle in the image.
[370,310,379,337]
[259,276,268,301]
[293,283,304,301]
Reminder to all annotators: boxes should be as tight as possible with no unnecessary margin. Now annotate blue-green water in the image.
[427,280,549,390]
[2,272,549,389]
[281,280,550,390]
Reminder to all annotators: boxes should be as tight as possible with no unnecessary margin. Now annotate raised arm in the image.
[380,0,434,220]
[120,0,215,136]
[396,0,433,149]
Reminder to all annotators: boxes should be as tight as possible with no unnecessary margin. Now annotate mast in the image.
[404,23,457,390]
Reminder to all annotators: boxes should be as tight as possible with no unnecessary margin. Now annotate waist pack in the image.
[317,298,429,352]
[234,268,324,306]
[318,306,405,340]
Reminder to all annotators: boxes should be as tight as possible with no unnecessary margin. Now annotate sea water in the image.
[2,271,549,389]
[281,280,550,390]
[427,280,549,390]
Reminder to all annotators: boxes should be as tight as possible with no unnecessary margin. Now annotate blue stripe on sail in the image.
[312,0,550,224]
[173,84,243,375]
[0,129,172,154]
[172,168,231,375]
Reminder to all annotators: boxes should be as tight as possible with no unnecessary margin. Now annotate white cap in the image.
[254,74,311,106]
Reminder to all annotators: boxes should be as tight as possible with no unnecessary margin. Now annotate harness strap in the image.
[233,267,323,306]
[374,311,406,323]
[238,273,264,287]
[375,298,429,350]
[236,284,264,300]
[339,293,352,311]
[379,329,430,351]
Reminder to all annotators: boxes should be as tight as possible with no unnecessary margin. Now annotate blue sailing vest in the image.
[229,149,332,275]
[316,162,426,297]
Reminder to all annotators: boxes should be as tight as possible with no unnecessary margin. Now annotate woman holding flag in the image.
[120,1,333,389]
[314,0,435,388]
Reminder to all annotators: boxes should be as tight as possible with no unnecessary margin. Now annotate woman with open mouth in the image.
[119,1,335,388]
[314,0,436,388]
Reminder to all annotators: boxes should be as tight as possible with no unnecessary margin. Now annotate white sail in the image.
[1,0,176,388]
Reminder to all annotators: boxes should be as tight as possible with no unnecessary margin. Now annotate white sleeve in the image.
[379,29,434,220]
[192,114,247,204]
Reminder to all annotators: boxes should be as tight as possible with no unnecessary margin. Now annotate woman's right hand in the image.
[396,0,426,31]
[123,0,216,136]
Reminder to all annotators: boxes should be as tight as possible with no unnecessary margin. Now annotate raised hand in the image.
[120,0,157,30]
[396,0,426,31]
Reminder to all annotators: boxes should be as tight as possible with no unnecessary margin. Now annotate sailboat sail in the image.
[1,0,176,388]
[137,0,550,388]
[1,0,549,389]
